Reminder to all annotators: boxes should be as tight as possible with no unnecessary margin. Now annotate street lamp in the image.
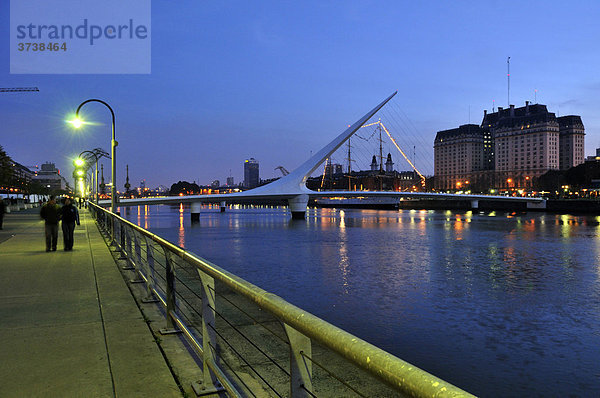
[75,154,94,202]
[69,99,118,212]
[78,150,108,204]
[73,158,87,197]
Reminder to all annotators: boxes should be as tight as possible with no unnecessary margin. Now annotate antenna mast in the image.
[507,56,511,106]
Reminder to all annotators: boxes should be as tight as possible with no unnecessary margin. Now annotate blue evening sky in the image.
[1,1,599,189]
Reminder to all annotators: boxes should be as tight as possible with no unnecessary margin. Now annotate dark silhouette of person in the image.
[40,195,61,251]
[61,197,80,251]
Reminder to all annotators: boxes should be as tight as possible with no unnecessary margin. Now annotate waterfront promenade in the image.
[0,208,182,397]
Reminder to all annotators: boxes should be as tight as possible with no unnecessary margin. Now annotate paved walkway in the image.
[0,208,182,397]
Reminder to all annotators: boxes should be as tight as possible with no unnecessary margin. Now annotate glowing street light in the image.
[78,150,107,204]
[68,117,83,128]
[68,99,118,213]
[74,157,85,167]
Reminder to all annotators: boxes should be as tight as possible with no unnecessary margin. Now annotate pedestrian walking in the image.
[40,195,61,252]
[60,197,80,251]
[0,197,6,230]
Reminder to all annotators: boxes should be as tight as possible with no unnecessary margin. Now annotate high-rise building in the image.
[434,102,585,190]
[226,176,234,186]
[558,115,585,170]
[434,124,490,190]
[483,103,563,188]
[243,158,259,189]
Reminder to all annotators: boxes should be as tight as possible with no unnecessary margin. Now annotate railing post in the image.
[120,222,125,249]
[283,324,313,398]
[117,220,127,259]
[111,215,116,245]
[192,270,224,396]
[121,227,134,269]
[159,249,180,335]
[130,232,145,283]
[141,236,159,303]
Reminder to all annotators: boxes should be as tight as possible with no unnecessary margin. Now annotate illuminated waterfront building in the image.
[433,124,493,191]
[558,115,585,170]
[434,102,585,190]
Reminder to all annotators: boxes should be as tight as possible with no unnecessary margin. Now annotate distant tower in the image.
[124,164,131,192]
[100,164,106,194]
[243,158,259,188]
[370,155,378,171]
[385,153,394,173]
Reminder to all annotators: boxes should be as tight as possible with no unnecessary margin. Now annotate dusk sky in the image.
[2,1,600,189]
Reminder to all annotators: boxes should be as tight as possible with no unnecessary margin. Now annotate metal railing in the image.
[88,201,475,398]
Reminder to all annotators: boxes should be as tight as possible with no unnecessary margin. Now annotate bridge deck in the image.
[0,208,182,397]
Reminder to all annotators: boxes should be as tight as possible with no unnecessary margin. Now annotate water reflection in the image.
[178,203,184,247]
[126,206,600,397]
[338,210,350,294]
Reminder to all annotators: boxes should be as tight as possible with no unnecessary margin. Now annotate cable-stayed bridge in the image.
[100,92,546,219]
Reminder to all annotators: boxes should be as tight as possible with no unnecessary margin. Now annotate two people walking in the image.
[40,196,80,252]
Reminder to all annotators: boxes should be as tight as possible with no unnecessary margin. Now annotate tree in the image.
[169,181,200,195]
[0,145,16,189]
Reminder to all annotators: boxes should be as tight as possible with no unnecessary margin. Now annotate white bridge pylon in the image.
[109,91,546,219]
[235,91,398,217]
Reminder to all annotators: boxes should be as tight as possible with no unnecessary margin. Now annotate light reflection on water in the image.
[125,205,600,397]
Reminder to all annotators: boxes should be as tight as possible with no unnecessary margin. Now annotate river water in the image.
[123,205,600,397]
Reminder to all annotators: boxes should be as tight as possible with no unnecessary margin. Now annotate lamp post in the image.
[78,150,104,203]
[79,151,98,203]
[72,99,118,212]
[73,157,86,198]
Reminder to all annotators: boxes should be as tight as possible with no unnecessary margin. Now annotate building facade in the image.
[433,124,492,190]
[34,162,69,192]
[558,115,585,170]
[243,158,259,189]
[434,102,585,190]
[485,103,562,189]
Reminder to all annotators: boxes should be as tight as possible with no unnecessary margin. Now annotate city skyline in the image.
[2,1,600,189]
